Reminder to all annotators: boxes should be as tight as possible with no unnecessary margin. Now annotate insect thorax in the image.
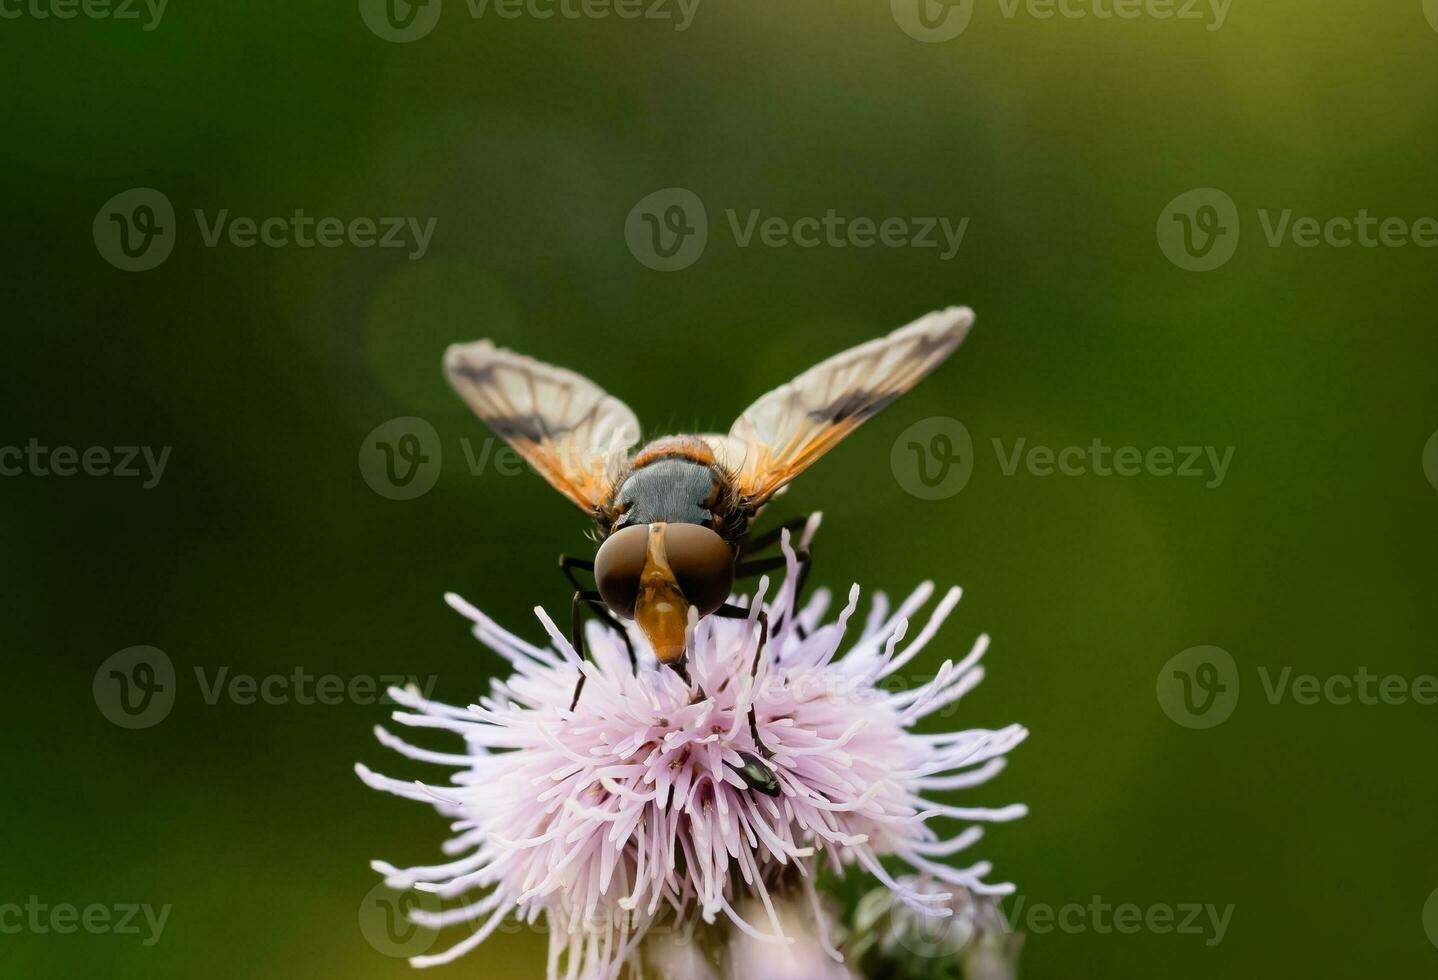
[605,454,743,545]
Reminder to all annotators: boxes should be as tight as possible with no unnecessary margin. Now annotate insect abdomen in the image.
[630,436,715,469]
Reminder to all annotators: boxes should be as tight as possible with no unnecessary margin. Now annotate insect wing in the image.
[444,340,641,511]
[723,307,974,504]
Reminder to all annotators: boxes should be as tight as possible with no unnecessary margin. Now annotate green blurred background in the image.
[3,0,1436,976]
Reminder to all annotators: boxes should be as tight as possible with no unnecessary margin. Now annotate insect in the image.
[444,306,974,794]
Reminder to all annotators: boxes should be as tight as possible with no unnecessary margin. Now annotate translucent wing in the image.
[443,341,641,512]
[722,307,974,504]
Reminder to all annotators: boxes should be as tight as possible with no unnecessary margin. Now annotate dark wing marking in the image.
[444,341,641,511]
[720,307,974,504]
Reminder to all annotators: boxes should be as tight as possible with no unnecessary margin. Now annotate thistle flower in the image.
[357,518,1027,978]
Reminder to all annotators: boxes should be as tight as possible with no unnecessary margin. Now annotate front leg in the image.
[735,522,815,639]
[712,602,774,761]
[733,554,786,579]
[771,545,812,639]
[567,589,621,711]
[735,550,813,641]
[560,554,636,671]
[567,589,599,711]
[738,514,815,557]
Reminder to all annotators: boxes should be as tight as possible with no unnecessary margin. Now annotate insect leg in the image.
[567,589,616,711]
[558,554,593,589]
[772,546,813,639]
[559,554,636,671]
[568,590,589,711]
[733,555,786,579]
[713,603,775,760]
[738,518,815,638]
[734,549,813,640]
[668,657,694,689]
[738,514,814,557]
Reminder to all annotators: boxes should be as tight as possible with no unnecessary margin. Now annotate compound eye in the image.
[664,523,734,617]
[594,524,649,619]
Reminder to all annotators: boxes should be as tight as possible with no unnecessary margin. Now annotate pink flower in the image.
[358,518,1026,978]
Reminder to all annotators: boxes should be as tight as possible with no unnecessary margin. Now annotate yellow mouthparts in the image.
[633,523,692,665]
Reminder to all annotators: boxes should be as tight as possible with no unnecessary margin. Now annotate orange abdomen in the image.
[631,436,716,469]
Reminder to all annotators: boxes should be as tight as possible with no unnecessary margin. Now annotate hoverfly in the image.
[444,306,974,793]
